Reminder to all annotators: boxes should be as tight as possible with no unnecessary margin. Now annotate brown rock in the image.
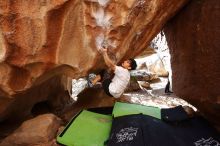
[135,75,151,81]
[164,0,220,129]
[0,0,189,121]
[33,139,61,146]
[125,77,141,92]
[139,81,151,89]
[0,114,62,146]
[63,87,115,121]
[131,70,160,82]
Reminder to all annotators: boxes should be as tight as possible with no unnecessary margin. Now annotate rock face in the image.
[0,114,61,146]
[0,0,189,121]
[164,0,220,129]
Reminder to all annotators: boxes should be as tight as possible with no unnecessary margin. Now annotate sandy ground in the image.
[71,77,196,111]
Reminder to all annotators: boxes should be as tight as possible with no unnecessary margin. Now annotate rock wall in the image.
[164,0,220,129]
[0,0,189,121]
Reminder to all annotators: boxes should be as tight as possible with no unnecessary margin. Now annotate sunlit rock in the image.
[136,54,169,77]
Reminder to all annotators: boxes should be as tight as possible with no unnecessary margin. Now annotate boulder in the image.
[138,81,151,89]
[0,114,62,146]
[130,70,159,82]
[164,0,220,130]
[125,77,141,92]
[136,54,169,77]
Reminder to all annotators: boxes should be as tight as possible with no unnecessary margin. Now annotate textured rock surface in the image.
[164,0,220,130]
[136,54,169,77]
[0,0,189,121]
[0,114,61,146]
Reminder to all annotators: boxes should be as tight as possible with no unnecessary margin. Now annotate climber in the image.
[88,47,137,98]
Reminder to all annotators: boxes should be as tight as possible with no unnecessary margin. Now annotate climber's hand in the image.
[100,47,108,54]
[102,48,107,53]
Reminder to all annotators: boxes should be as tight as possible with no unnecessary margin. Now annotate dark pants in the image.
[165,80,170,93]
[99,70,113,97]
[102,79,113,97]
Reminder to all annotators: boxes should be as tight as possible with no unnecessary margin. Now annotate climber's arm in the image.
[101,48,116,71]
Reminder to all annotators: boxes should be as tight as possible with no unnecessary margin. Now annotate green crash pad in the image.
[57,110,112,146]
[113,102,161,119]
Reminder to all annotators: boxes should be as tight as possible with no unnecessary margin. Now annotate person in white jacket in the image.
[89,48,137,98]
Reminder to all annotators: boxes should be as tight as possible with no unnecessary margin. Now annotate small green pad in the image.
[113,102,161,119]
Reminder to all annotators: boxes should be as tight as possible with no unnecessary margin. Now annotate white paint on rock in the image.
[71,78,88,101]
[92,7,112,29]
[97,0,110,7]
[95,33,105,50]
[95,34,117,50]
[106,39,117,49]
